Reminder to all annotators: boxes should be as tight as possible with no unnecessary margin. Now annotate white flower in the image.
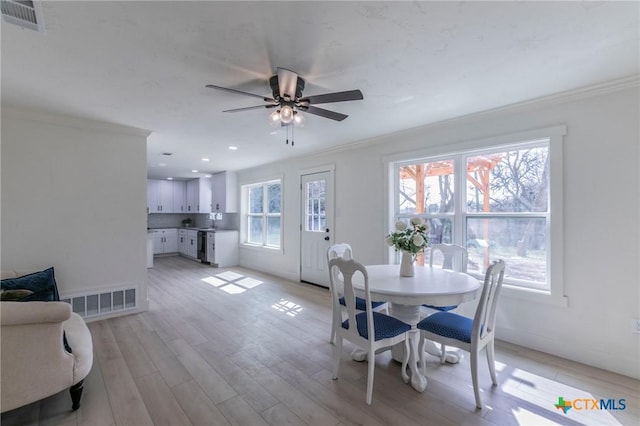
[412,233,425,246]
[395,221,407,231]
[385,236,394,246]
[410,217,423,226]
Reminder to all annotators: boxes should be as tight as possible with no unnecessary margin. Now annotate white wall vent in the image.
[1,0,46,32]
[61,288,137,319]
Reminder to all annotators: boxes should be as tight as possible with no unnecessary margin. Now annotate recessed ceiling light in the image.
[202,158,210,162]
[205,174,212,178]
[167,177,173,180]
[228,146,238,150]
[158,162,167,167]
[191,169,198,173]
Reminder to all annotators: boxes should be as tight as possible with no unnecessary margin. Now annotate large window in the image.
[392,128,565,300]
[243,179,282,249]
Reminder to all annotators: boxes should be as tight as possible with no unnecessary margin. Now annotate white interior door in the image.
[300,170,334,287]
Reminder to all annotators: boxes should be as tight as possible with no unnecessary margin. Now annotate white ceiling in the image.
[2,1,638,180]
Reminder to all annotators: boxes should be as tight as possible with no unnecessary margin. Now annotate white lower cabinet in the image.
[178,229,187,254]
[186,230,198,259]
[206,231,238,267]
[152,229,178,254]
[177,229,198,259]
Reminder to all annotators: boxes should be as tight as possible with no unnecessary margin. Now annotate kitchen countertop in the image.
[147,227,237,232]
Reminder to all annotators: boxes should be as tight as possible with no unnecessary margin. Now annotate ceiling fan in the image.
[206,67,364,126]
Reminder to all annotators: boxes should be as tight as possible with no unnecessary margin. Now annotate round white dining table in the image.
[352,264,481,393]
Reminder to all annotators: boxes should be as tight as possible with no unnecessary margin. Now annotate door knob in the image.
[324,236,330,241]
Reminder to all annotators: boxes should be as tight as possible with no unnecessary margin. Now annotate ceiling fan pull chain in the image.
[292,124,295,147]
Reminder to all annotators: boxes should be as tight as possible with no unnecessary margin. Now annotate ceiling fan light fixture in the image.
[293,111,304,126]
[279,105,294,124]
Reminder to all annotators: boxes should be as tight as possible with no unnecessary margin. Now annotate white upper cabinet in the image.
[186,177,212,213]
[158,180,173,212]
[147,180,161,213]
[172,181,186,213]
[147,180,186,213]
[147,179,172,213]
[211,171,238,213]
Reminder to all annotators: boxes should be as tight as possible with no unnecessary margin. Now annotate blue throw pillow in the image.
[0,268,71,353]
[1,267,60,301]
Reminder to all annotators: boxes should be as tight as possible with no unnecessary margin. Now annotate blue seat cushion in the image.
[422,304,458,312]
[342,311,411,341]
[417,311,473,343]
[339,296,385,311]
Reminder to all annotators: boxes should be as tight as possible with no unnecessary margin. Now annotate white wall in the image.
[237,80,640,379]
[1,108,150,315]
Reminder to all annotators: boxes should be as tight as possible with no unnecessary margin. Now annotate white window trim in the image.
[240,178,284,254]
[385,125,568,307]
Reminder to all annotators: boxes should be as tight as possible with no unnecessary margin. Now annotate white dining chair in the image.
[327,243,387,344]
[421,243,469,315]
[417,259,505,409]
[329,257,411,405]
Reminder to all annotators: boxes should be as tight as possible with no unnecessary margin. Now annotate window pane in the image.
[425,217,453,245]
[249,186,263,214]
[267,217,280,248]
[466,217,547,287]
[248,216,263,244]
[466,147,549,213]
[399,160,455,214]
[267,183,281,213]
[305,179,326,232]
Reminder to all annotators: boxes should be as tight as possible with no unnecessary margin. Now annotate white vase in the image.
[400,251,415,277]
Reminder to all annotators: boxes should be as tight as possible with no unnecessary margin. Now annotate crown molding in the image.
[314,74,640,157]
[1,106,151,138]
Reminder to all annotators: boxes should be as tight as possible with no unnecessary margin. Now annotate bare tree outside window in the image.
[395,141,551,290]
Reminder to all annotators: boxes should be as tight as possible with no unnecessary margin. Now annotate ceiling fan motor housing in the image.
[270,75,305,101]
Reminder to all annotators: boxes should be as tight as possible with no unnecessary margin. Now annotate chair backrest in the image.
[328,257,373,341]
[429,243,468,273]
[472,260,505,342]
[327,243,353,262]
[327,243,353,292]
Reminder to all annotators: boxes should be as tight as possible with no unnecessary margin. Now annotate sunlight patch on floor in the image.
[201,276,227,287]
[220,283,246,294]
[236,277,263,289]
[200,271,264,294]
[272,298,303,317]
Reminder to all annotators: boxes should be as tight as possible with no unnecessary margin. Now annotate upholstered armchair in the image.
[1,271,93,413]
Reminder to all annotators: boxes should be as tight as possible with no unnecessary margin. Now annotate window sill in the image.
[500,284,568,308]
[240,243,283,255]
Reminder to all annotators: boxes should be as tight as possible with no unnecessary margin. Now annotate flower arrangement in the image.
[385,217,429,257]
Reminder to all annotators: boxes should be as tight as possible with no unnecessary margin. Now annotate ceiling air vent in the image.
[1,0,45,32]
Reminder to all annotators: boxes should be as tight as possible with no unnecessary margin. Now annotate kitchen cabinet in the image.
[147,179,178,213]
[186,177,212,213]
[178,229,187,255]
[172,181,186,213]
[152,228,178,254]
[147,180,160,213]
[184,229,198,259]
[211,171,238,213]
[206,230,238,267]
[147,233,154,268]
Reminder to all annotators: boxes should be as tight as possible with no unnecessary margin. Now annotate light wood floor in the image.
[3,255,639,425]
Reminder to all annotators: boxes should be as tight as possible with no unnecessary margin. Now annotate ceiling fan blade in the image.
[206,84,275,103]
[299,89,364,105]
[277,67,299,100]
[300,105,348,121]
[223,104,277,113]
